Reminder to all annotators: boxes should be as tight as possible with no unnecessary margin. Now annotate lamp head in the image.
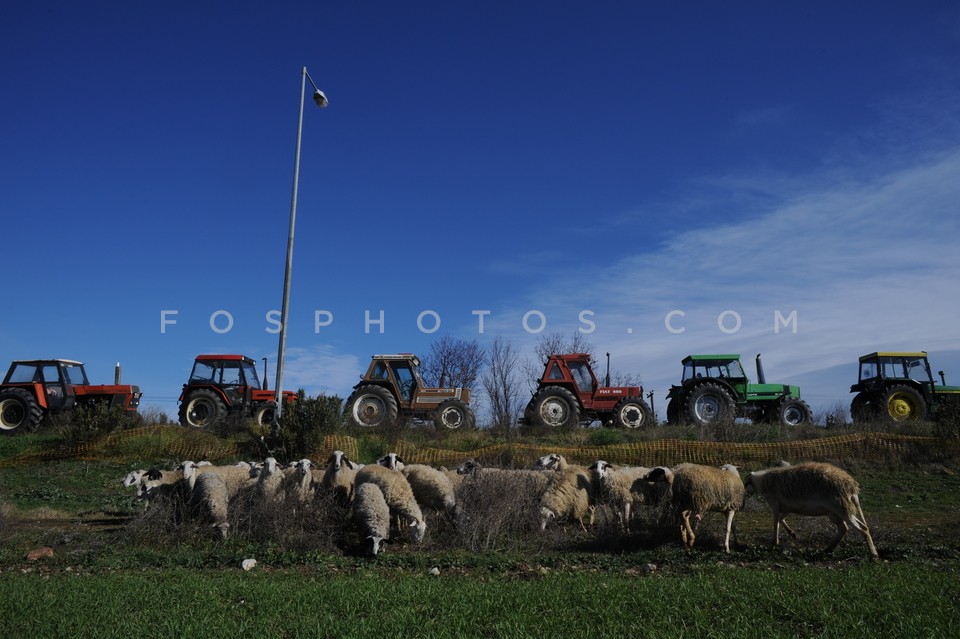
[313,89,329,108]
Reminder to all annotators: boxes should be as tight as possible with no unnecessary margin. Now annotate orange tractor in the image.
[0,359,141,434]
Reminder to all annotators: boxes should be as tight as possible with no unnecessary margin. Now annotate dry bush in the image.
[454,471,546,552]
[228,486,350,552]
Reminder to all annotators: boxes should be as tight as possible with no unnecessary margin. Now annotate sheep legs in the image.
[679,510,696,549]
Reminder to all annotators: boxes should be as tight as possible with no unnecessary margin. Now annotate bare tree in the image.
[419,336,485,389]
[481,337,525,431]
[532,331,595,365]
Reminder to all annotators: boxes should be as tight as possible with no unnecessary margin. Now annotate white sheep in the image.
[180,460,258,498]
[254,457,285,501]
[539,463,595,531]
[588,460,657,528]
[455,459,551,494]
[352,482,391,556]
[321,450,362,505]
[401,464,459,517]
[355,463,426,543]
[533,453,572,471]
[288,458,315,503]
[644,463,745,553]
[190,471,230,538]
[745,461,879,559]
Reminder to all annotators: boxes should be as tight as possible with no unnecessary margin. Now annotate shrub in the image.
[53,403,138,443]
[933,399,960,440]
[454,471,545,552]
[271,390,343,460]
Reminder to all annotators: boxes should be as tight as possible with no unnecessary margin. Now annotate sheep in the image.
[456,459,551,492]
[288,458,315,504]
[745,461,879,559]
[180,461,258,498]
[533,453,572,471]
[400,464,459,517]
[321,450,362,505]
[644,463,745,553]
[352,482,391,556]
[137,467,187,502]
[254,457,285,501]
[588,460,657,528]
[190,471,230,538]
[377,453,405,471]
[355,463,426,543]
[539,463,595,531]
[122,469,145,489]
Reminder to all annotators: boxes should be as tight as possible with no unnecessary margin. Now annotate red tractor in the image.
[524,353,653,428]
[0,359,142,434]
[178,354,296,428]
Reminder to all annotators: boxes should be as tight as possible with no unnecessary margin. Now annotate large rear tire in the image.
[528,386,580,428]
[612,397,653,429]
[684,383,735,427]
[850,392,878,424]
[0,388,43,434]
[774,397,812,427]
[179,389,227,428]
[666,399,679,425]
[433,399,474,430]
[344,385,399,428]
[882,385,926,422]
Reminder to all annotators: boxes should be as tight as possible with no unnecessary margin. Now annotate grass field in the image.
[1,425,959,637]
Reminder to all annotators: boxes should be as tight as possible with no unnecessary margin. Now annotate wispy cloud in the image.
[280,345,364,398]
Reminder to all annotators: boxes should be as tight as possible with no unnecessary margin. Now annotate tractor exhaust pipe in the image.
[115,362,121,385]
[605,352,611,387]
[939,370,946,386]
[755,354,766,384]
[262,358,269,391]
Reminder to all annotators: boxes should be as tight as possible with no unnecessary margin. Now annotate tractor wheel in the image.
[773,397,812,427]
[433,399,474,430]
[179,389,226,428]
[666,399,679,425]
[684,383,735,427]
[0,388,43,434]
[254,404,276,428]
[529,386,580,429]
[882,385,926,422]
[850,392,877,424]
[344,385,398,428]
[613,397,653,429]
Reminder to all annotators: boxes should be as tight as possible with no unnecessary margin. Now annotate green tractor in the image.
[665,354,812,427]
[850,351,960,423]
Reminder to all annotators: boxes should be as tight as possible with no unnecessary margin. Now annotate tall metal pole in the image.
[274,67,308,423]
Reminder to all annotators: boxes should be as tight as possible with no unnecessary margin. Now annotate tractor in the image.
[343,354,475,429]
[850,351,960,423]
[523,353,653,428]
[0,359,141,434]
[665,354,811,427]
[178,354,296,428]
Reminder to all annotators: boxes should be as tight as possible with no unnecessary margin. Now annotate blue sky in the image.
[3,1,959,420]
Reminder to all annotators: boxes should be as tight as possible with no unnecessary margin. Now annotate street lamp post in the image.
[274,66,328,425]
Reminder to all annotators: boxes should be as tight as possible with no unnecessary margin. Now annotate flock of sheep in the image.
[121,452,879,560]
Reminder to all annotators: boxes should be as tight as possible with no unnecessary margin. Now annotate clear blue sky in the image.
[3,1,959,420]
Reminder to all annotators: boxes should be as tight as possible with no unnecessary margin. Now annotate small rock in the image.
[428,567,440,576]
[644,563,657,573]
[241,559,257,571]
[25,547,54,561]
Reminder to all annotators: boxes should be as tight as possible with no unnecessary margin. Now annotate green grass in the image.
[0,562,956,638]
[2,426,959,637]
